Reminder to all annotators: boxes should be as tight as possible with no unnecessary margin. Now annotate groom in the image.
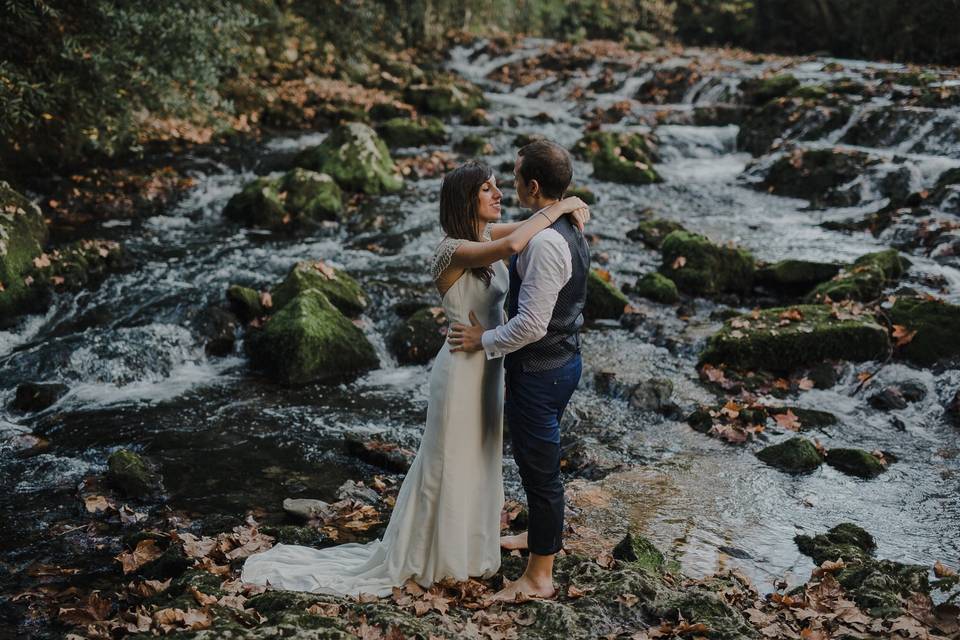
[448,139,589,600]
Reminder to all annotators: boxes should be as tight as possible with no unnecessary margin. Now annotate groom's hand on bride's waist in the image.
[448,310,485,353]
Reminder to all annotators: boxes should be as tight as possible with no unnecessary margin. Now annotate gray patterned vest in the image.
[504,216,590,372]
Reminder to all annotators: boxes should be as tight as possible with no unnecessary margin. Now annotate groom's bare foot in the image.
[500,531,528,551]
[490,574,555,602]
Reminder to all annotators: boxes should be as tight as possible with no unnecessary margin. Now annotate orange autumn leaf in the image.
[116,539,163,574]
[671,255,687,270]
[774,410,802,431]
[891,324,917,347]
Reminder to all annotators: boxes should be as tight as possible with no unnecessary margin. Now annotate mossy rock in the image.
[756,259,840,293]
[227,285,264,322]
[388,306,447,365]
[564,185,596,205]
[756,437,823,473]
[245,290,378,385]
[586,270,629,320]
[887,296,960,366]
[0,181,49,324]
[223,177,288,229]
[635,272,679,303]
[107,449,163,498]
[260,525,329,547]
[795,522,876,565]
[271,260,368,318]
[825,448,887,478]
[166,569,227,600]
[612,533,664,572]
[700,304,890,372]
[807,249,910,302]
[660,231,755,297]
[295,122,403,195]
[651,589,756,639]
[403,78,486,116]
[626,218,685,249]
[758,148,875,208]
[574,131,662,185]
[376,116,447,148]
[23,239,128,297]
[789,84,829,101]
[741,73,800,105]
[279,168,343,222]
[453,134,493,156]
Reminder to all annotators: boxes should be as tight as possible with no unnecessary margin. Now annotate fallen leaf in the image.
[934,560,957,578]
[672,255,687,270]
[774,410,802,431]
[116,539,163,574]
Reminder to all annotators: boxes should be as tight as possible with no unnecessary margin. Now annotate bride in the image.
[241,160,589,597]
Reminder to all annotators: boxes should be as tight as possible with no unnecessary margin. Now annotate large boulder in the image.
[756,437,824,473]
[223,177,288,229]
[295,122,403,195]
[824,448,888,478]
[634,272,679,303]
[403,77,486,116]
[376,116,447,148]
[585,269,629,320]
[246,289,378,385]
[388,306,447,365]
[887,296,960,366]
[0,182,48,324]
[271,260,368,318]
[11,382,69,413]
[573,131,661,185]
[700,304,890,372]
[752,147,877,208]
[755,259,840,295]
[224,169,343,231]
[807,249,910,302]
[659,231,755,297]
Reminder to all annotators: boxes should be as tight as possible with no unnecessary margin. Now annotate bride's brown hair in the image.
[439,160,494,287]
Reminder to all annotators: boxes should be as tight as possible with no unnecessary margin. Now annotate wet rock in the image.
[740,74,800,106]
[807,249,910,303]
[573,130,661,185]
[795,523,876,565]
[700,304,890,372]
[279,168,343,222]
[138,543,191,581]
[197,306,240,357]
[11,382,68,412]
[26,239,130,297]
[344,432,414,473]
[0,181,48,324]
[376,116,447,148]
[223,177,288,229]
[403,77,486,116]
[626,218,685,249]
[887,295,960,366]
[560,435,621,480]
[692,104,748,127]
[453,134,493,156]
[634,272,679,304]
[245,290,378,385]
[166,568,226,600]
[388,306,446,365]
[755,259,840,295]
[946,388,960,427]
[737,98,852,156]
[260,525,328,547]
[659,231,755,297]
[868,387,908,411]
[514,132,546,148]
[808,362,840,389]
[756,437,824,473]
[227,285,265,322]
[282,498,329,520]
[628,378,675,415]
[824,448,888,479]
[295,122,403,195]
[564,185,596,205]
[752,147,877,208]
[107,449,164,498]
[585,269,628,320]
[336,479,379,505]
[612,532,664,572]
[271,260,368,318]
[899,381,927,403]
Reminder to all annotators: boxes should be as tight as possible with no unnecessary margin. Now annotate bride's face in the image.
[476,175,503,224]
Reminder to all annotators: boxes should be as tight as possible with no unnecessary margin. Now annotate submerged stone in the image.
[295,122,403,195]
[271,260,368,318]
[107,449,164,498]
[887,295,960,366]
[756,437,823,473]
[245,290,378,385]
[585,269,629,319]
[11,382,68,412]
[700,304,890,372]
[634,272,679,303]
[825,448,888,478]
[659,231,755,297]
[388,306,447,365]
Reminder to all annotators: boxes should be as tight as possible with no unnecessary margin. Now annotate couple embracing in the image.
[242,140,591,603]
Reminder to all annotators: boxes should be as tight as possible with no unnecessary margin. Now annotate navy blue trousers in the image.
[504,354,582,556]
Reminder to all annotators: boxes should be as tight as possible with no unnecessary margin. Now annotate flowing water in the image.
[2,39,959,600]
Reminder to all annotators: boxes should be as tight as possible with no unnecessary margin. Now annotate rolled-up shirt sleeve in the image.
[481,230,572,359]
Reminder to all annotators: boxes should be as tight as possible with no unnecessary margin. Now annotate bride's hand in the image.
[568,205,590,232]
[552,196,587,216]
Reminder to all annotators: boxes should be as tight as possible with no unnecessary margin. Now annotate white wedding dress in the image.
[241,237,508,596]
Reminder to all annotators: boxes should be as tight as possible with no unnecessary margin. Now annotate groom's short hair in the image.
[517,140,573,200]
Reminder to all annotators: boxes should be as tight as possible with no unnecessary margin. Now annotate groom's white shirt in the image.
[480,223,573,360]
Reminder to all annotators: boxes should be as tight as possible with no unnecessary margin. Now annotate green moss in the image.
[808,249,910,302]
[652,590,755,639]
[700,304,890,372]
[634,272,679,303]
[453,133,492,156]
[223,177,288,229]
[756,437,823,473]
[166,569,226,600]
[573,131,661,185]
[260,524,328,547]
[107,449,162,498]
[789,84,829,101]
[376,116,447,148]
[0,181,48,323]
[280,168,343,222]
[403,78,486,116]
[388,306,446,365]
[246,289,378,385]
[564,185,596,205]
[295,122,403,195]
[659,230,755,296]
[626,218,685,249]
[271,260,368,317]
[585,269,629,320]
[227,284,264,321]
[742,73,800,105]
[887,296,960,366]
[825,448,887,478]
[756,259,840,292]
[795,523,875,565]
[612,533,665,572]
